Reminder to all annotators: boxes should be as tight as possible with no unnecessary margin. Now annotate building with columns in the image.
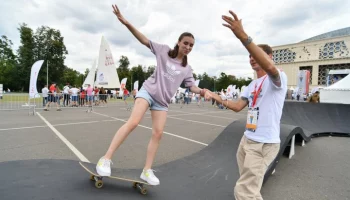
[271,27,350,89]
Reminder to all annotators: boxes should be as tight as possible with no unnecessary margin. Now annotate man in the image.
[86,84,93,107]
[94,86,100,105]
[123,88,129,105]
[63,83,70,107]
[69,85,80,107]
[44,82,61,111]
[308,91,320,103]
[131,89,137,103]
[209,11,288,199]
[42,85,49,106]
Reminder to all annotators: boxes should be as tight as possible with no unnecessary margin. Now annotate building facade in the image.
[271,27,350,89]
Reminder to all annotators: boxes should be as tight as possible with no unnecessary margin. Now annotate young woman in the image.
[96,4,211,185]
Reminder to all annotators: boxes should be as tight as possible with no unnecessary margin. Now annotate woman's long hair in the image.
[168,32,194,67]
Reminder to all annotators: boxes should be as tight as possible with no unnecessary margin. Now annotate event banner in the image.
[133,80,139,92]
[296,70,310,95]
[29,60,44,98]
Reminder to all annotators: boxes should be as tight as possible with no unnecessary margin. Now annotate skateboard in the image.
[79,162,150,195]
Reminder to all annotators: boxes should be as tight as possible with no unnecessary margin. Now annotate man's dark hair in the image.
[257,44,273,55]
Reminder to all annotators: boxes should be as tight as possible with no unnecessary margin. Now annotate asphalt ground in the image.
[0,101,241,168]
[0,100,349,200]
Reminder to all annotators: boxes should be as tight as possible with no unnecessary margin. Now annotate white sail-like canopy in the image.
[95,36,121,89]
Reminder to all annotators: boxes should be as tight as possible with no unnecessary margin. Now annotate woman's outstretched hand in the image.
[112,4,128,25]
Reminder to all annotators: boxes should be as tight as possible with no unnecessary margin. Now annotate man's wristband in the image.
[242,36,253,47]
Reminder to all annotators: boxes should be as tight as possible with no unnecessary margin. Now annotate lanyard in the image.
[251,76,267,108]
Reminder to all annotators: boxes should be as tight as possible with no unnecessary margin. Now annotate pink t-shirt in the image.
[142,41,195,107]
[86,87,93,96]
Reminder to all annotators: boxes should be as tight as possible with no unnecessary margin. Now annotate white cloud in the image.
[1,0,349,79]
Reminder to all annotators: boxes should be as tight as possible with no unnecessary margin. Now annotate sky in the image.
[1,0,349,79]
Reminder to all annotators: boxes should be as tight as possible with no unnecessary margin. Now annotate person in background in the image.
[63,83,70,107]
[131,89,137,103]
[308,91,320,103]
[86,84,93,107]
[123,88,129,106]
[42,85,49,106]
[80,89,86,106]
[44,82,61,111]
[94,86,100,106]
[69,85,80,107]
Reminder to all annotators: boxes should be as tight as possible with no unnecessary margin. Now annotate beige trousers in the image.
[234,135,280,200]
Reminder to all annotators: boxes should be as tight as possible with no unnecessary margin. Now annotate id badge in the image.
[246,107,259,132]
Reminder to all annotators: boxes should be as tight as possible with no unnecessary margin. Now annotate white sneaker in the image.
[140,169,160,185]
[96,157,113,176]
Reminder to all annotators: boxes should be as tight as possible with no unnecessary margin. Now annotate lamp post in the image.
[46,60,49,86]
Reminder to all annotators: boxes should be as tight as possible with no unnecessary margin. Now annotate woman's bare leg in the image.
[104,98,149,159]
[144,110,167,170]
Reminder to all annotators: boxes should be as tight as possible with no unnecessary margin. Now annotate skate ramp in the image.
[281,102,350,136]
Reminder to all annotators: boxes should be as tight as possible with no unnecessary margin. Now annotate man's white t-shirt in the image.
[42,87,49,97]
[63,85,70,94]
[241,70,288,143]
[70,88,79,96]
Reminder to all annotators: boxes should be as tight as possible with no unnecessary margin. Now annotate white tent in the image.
[320,73,350,104]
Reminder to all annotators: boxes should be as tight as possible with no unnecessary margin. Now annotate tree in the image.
[216,72,233,91]
[144,65,155,79]
[117,55,130,88]
[0,35,18,91]
[198,72,214,91]
[130,65,146,90]
[17,23,35,91]
[33,26,68,89]
[60,68,83,89]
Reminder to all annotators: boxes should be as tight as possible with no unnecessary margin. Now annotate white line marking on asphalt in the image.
[167,111,233,118]
[36,112,90,163]
[0,120,118,132]
[166,116,227,127]
[92,111,208,146]
[0,125,46,131]
[53,121,100,126]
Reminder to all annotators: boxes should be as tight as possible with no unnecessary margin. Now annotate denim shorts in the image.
[72,96,78,101]
[136,87,168,111]
[87,95,93,101]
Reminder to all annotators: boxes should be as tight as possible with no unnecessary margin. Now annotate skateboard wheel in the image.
[90,175,95,181]
[132,182,137,188]
[136,184,147,195]
[140,188,147,195]
[95,180,103,189]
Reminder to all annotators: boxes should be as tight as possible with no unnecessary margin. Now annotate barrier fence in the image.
[0,93,126,111]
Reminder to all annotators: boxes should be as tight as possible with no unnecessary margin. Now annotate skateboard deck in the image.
[79,162,150,195]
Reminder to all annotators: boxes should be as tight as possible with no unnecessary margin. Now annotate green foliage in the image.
[17,23,35,91]
[0,35,18,91]
[130,65,145,90]
[33,25,68,90]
